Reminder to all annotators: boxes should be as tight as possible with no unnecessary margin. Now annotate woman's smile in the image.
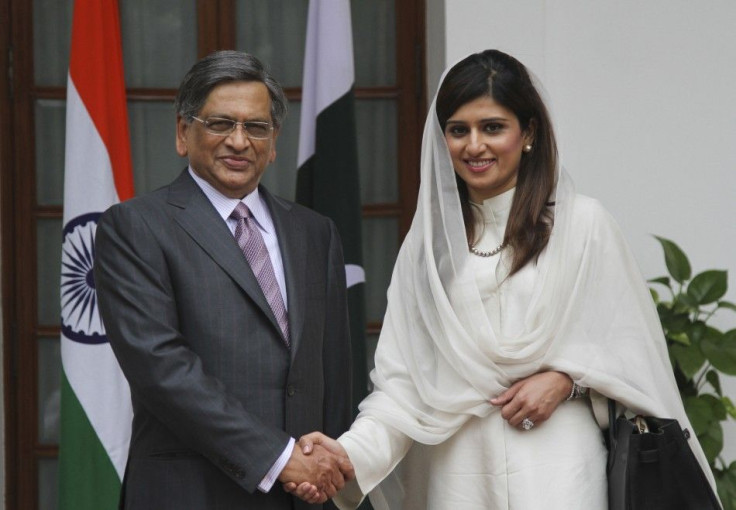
[444,95,532,202]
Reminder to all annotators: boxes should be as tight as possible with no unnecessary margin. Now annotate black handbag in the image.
[607,399,721,509]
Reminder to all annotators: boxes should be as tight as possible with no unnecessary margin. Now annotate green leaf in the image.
[715,462,736,510]
[684,395,715,434]
[658,303,692,333]
[707,369,723,395]
[719,300,736,313]
[668,332,690,346]
[649,288,659,303]
[685,395,724,462]
[723,396,736,419]
[654,235,692,283]
[687,320,708,345]
[703,328,736,375]
[699,421,724,465]
[675,292,699,310]
[687,270,728,305]
[648,275,671,287]
[671,343,706,380]
[669,314,693,334]
[704,393,728,420]
[656,302,672,320]
[669,348,685,384]
[716,478,736,510]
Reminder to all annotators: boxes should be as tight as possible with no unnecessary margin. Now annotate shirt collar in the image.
[187,166,274,233]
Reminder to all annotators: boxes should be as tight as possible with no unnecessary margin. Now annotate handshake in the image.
[278,432,354,504]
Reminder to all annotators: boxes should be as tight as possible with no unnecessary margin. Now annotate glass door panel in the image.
[120,1,198,88]
[235,0,310,88]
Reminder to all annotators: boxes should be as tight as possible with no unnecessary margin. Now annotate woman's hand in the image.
[490,371,573,429]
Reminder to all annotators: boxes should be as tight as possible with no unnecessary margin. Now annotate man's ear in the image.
[175,116,189,157]
[268,129,279,164]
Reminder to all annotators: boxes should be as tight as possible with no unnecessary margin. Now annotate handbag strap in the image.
[608,398,618,440]
[606,398,617,474]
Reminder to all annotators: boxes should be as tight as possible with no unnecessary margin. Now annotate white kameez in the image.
[332,59,719,510]
[336,190,609,509]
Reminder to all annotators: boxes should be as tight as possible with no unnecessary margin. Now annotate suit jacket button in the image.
[287,385,296,397]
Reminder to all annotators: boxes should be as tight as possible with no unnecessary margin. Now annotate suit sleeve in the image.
[321,220,354,440]
[94,203,290,493]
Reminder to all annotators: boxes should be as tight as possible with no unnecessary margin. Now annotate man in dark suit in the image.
[94,50,354,509]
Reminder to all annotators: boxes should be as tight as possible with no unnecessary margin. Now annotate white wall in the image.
[426,0,446,100]
[433,0,736,459]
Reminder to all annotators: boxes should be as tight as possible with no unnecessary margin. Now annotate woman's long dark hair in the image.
[436,50,557,276]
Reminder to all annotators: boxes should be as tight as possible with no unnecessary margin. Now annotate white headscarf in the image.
[353,52,717,504]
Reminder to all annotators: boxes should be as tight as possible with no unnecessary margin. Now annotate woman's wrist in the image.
[566,380,588,400]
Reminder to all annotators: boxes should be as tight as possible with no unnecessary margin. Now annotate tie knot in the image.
[231,202,251,221]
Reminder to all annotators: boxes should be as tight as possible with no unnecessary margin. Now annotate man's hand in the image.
[279,439,353,504]
[281,432,354,503]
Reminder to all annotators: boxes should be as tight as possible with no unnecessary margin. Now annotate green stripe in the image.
[59,370,122,510]
[296,91,362,265]
[296,90,368,416]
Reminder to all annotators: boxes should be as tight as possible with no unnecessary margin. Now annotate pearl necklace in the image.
[469,242,506,257]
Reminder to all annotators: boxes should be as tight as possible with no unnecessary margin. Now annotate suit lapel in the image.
[262,188,307,359]
[166,171,284,341]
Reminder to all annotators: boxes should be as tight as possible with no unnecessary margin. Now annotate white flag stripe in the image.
[61,339,132,478]
[345,264,366,288]
[61,75,131,479]
[63,79,120,222]
[297,0,355,167]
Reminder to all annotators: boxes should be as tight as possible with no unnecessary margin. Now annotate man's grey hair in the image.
[174,50,288,129]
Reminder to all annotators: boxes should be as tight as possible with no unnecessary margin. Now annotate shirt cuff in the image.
[258,437,295,493]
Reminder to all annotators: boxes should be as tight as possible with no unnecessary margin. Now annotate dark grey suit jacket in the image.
[94,170,352,509]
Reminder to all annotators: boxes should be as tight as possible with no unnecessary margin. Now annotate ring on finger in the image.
[521,417,535,430]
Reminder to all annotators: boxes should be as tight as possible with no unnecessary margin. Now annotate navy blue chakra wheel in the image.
[61,212,107,344]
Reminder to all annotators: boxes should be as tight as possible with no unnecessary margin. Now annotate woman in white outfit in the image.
[287,49,719,510]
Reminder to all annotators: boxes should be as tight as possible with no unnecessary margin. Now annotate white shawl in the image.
[336,74,718,509]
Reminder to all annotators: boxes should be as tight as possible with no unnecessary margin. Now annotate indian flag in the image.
[58,1,134,508]
[296,0,368,416]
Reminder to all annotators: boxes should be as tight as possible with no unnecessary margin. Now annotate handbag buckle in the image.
[634,415,649,434]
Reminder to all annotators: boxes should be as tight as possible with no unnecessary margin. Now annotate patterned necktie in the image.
[230,202,290,346]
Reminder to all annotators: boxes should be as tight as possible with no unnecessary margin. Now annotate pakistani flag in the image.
[296,0,368,414]
[59,1,134,508]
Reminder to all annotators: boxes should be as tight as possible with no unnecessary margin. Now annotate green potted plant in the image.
[650,236,736,508]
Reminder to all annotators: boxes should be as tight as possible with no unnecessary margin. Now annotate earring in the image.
[523,144,533,153]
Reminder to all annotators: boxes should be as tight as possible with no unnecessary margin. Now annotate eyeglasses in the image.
[190,116,274,139]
